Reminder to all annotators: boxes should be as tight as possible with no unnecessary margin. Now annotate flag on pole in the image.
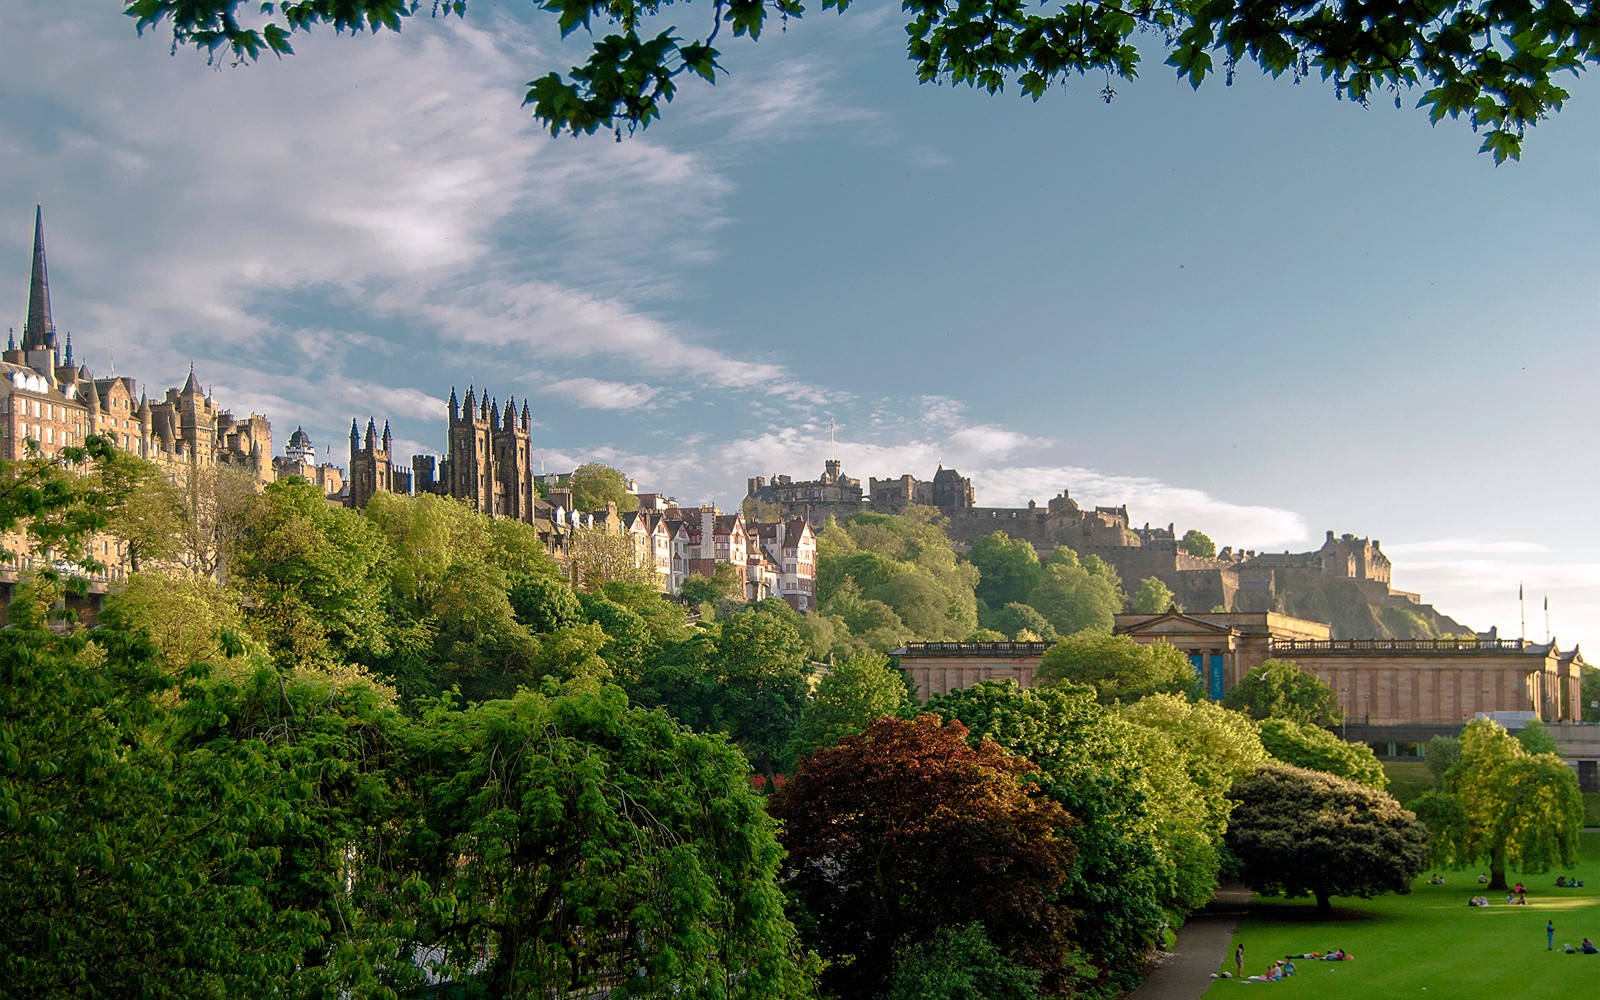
[1519,583,1524,601]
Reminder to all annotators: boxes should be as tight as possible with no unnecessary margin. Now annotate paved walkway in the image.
[1124,885,1254,1000]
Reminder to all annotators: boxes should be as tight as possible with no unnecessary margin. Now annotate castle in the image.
[747,458,1469,639]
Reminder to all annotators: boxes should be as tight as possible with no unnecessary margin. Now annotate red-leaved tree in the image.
[770,714,1081,999]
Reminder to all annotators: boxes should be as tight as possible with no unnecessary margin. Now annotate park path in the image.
[1123,885,1254,1000]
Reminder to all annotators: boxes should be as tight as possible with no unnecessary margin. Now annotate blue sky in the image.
[1,2,1596,644]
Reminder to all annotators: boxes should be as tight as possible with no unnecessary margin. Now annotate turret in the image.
[488,396,500,432]
[449,386,459,422]
[350,418,361,452]
[520,400,530,431]
[381,420,392,451]
[364,418,377,449]
[464,386,476,421]
[479,392,489,421]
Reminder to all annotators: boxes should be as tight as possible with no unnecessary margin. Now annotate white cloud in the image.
[1385,538,1552,556]
[543,377,661,410]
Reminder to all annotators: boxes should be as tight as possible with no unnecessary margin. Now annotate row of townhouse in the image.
[589,499,818,612]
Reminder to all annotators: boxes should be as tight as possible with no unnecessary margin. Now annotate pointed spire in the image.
[181,362,200,396]
[364,418,377,448]
[520,400,530,430]
[350,418,361,446]
[464,385,476,417]
[449,386,459,421]
[381,420,392,449]
[504,395,516,426]
[5,328,13,352]
[63,331,72,367]
[479,393,490,420]
[22,206,54,351]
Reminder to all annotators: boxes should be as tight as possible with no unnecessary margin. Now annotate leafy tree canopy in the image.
[922,681,1178,990]
[1412,718,1583,890]
[788,652,909,763]
[1036,630,1195,704]
[1132,575,1179,614]
[1257,717,1387,789]
[883,924,1042,1000]
[1027,559,1123,636]
[1121,693,1267,839]
[772,714,1080,999]
[568,461,638,512]
[1179,529,1216,559]
[967,532,1043,611]
[1222,657,1343,726]
[128,0,1597,160]
[1226,764,1428,914]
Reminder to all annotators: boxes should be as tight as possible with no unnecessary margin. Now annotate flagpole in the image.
[1545,594,1550,644]
[1519,582,1525,643]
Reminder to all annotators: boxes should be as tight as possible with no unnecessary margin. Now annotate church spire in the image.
[22,205,54,351]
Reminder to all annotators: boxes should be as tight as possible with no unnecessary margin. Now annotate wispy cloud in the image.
[543,377,662,410]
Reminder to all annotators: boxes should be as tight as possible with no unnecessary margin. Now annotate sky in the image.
[0,2,1596,644]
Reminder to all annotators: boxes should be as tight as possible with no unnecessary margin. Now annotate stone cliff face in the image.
[1268,577,1472,640]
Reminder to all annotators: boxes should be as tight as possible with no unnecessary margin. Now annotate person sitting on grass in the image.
[1582,938,1599,955]
[1558,876,1568,887]
[1429,874,1445,884]
[1281,959,1297,976]
[1514,882,1526,895]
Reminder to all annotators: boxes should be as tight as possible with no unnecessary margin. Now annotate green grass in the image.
[1380,760,1434,805]
[1207,833,1600,998]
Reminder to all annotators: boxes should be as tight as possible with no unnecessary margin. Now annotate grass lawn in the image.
[1206,833,1600,998]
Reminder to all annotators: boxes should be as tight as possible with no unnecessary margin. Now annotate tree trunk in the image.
[1315,891,1333,915]
[1489,845,1508,891]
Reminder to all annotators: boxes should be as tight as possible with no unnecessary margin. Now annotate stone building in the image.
[0,208,273,484]
[272,425,345,498]
[348,386,568,557]
[894,611,1585,746]
[747,459,863,524]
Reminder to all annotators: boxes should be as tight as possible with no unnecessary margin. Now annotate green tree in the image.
[1582,664,1600,722]
[508,573,584,633]
[233,477,393,667]
[1121,693,1268,839]
[1179,529,1216,559]
[1028,559,1122,636]
[417,686,814,998]
[1514,719,1561,755]
[772,715,1079,1000]
[1412,719,1583,890]
[1226,764,1428,914]
[1257,717,1387,789]
[135,0,1597,160]
[1222,658,1344,726]
[923,681,1176,991]
[566,523,655,589]
[98,570,253,674]
[1425,734,1461,786]
[989,601,1058,642]
[1132,575,1179,614]
[567,461,638,512]
[680,561,745,605]
[1036,630,1195,704]
[788,652,909,762]
[966,532,1043,612]
[883,924,1042,1000]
